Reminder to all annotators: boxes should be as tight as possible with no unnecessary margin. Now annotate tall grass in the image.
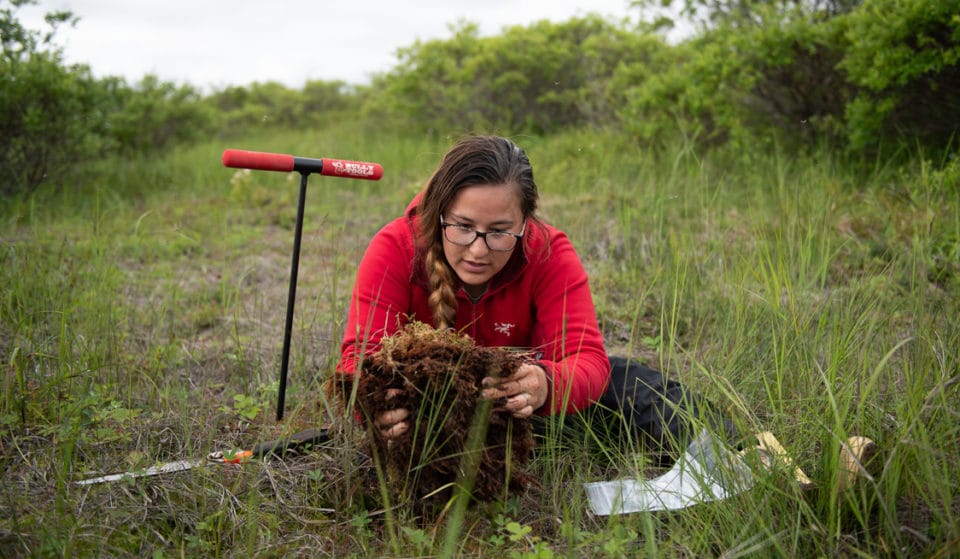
[1,126,957,557]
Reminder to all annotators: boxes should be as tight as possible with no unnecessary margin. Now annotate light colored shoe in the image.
[837,436,877,491]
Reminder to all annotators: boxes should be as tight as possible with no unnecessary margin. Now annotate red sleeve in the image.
[530,231,610,414]
[337,219,415,374]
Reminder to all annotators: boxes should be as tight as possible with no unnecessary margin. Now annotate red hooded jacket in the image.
[337,196,610,415]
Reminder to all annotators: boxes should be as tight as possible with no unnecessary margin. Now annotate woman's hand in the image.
[374,388,409,440]
[481,362,549,419]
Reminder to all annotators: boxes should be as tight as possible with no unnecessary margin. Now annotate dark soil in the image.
[348,323,536,508]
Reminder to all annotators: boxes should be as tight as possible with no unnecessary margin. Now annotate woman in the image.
[337,135,729,455]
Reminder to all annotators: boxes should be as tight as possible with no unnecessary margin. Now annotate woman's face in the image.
[441,183,524,296]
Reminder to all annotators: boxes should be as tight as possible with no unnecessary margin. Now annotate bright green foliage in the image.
[362,17,664,135]
[841,0,960,149]
[1,2,360,198]
[1,0,102,195]
[617,1,847,148]
[99,75,213,154]
[623,0,959,153]
[356,1,959,154]
[613,35,747,147]
[0,50,103,195]
[4,0,960,198]
[0,1,215,196]
[203,79,358,135]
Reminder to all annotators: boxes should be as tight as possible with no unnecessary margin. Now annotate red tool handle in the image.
[222,149,294,172]
[222,148,383,180]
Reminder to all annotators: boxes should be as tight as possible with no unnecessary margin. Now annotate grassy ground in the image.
[2,126,958,557]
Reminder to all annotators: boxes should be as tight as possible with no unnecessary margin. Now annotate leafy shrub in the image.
[99,75,214,154]
[204,79,359,135]
[840,0,960,151]
[361,17,664,136]
[0,2,104,195]
[0,1,218,196]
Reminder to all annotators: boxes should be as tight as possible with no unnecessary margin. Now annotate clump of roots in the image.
[351,322,536,508]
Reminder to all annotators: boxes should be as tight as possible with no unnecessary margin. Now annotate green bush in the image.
[0,1,103,196]
[613,36,744,148]
[361,16,663,136]
[0,50,106,196]
[628,0,960,155]
[100,75,213,154]
[840,0,960,151]
[0,1,219,196]
[204,79,360,135]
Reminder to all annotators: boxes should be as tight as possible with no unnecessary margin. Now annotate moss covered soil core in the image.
[353,323,536,506]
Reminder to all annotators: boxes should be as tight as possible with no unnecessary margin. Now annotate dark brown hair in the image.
[417,135,541,328]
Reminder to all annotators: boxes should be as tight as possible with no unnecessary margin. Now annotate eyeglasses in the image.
[440,216,526,252]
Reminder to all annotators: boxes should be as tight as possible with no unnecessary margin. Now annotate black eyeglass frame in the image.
[439,216,526,252]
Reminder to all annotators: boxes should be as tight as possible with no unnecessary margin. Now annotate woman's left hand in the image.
[481,363,549,419]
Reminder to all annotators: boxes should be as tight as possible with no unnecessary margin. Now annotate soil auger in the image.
[221,149,383,421]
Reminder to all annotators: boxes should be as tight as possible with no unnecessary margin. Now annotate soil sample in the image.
[351,322,536,506]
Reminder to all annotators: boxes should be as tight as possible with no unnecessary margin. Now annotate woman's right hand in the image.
[374,388,409,440]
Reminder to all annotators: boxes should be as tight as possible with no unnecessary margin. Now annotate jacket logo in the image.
[494,322,516,336]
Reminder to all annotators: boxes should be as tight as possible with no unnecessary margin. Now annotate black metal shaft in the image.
[277,172,309,421]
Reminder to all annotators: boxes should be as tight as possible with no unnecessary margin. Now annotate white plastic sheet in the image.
[584,430,754,515]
